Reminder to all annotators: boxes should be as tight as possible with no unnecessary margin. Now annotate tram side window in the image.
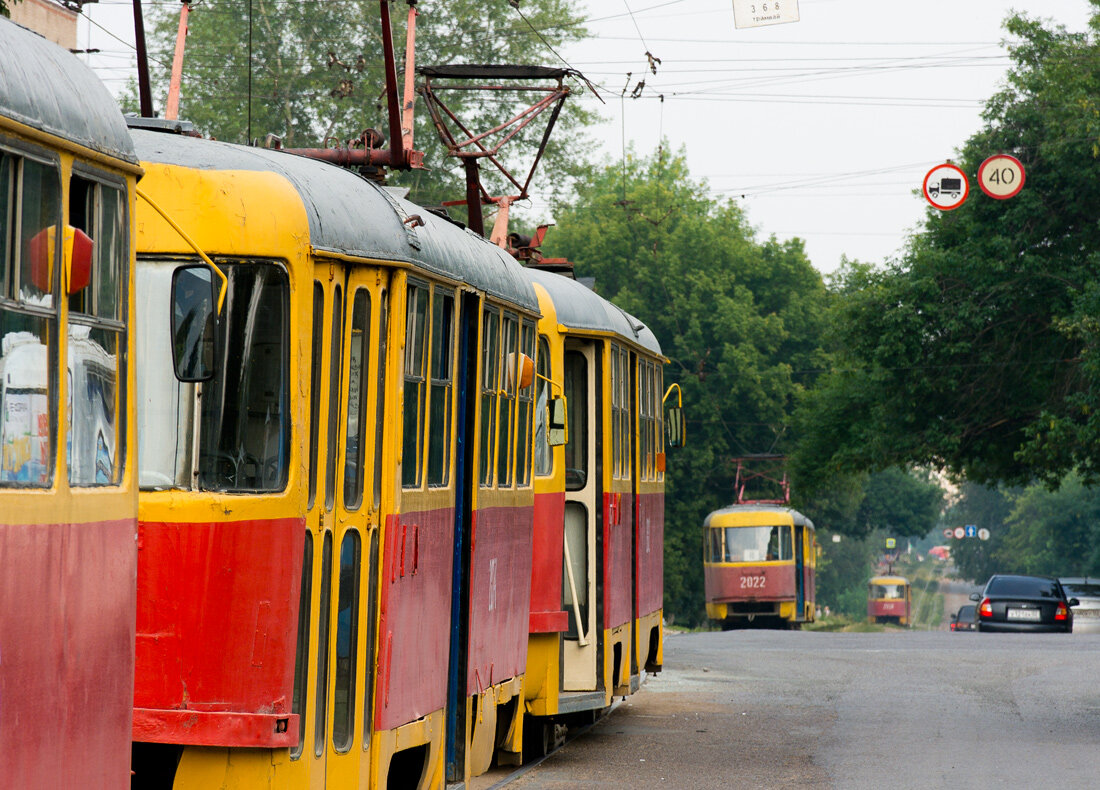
[516,320,535,486]
[372,291,388,508]
[497,314,518,487]
[563,350,587,491]
[639,361,654,481]
[68,175,127,486]
[343,290,371,510]
[0,153,60,487]
[314,532,333,757]
[706,527,722,563]
[619,346,631,479]
[290,531,313,761]
[333,530,361,753]
[533,335,552,477]
[655,366,665,480]
[324,287,343,508]
[307,283,324,507]
[479,308,499,486]
[427,288,454,487]
[402,283,427,488]
[197,263,290,492]
[610,344,620,478]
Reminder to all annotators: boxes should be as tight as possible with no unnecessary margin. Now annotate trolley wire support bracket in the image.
[732,454,790,505]
[417,63,576,238]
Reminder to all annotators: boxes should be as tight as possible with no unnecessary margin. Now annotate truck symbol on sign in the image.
[929,178,962,199]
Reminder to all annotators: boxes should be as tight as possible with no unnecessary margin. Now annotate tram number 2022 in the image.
[740,575,766,589]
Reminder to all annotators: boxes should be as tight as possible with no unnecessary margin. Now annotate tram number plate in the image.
[740,575,766,589]
[1007,608,1040,621]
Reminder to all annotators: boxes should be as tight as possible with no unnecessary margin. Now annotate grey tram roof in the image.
[130,129,538,312]
[0,19,137,165]
[704,503,815,530]
[524,266,662,357]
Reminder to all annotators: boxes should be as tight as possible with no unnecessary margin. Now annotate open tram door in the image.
[560,339,602,700]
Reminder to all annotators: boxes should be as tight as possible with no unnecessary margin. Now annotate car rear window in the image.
[987,577,1061,597]
[957,605,976,620]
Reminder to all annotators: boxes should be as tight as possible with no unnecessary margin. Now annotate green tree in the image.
[943,482,1013,583]
[855,467,944,540]
[791,5,1100,487]
[129,0,595,212]
[545,145,831,624]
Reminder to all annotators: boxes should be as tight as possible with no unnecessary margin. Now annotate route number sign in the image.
[978,154,1025,200]
[733,0,800,28]
[923,163,969,211]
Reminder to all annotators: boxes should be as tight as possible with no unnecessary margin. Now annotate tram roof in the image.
[0,19,137,164]
[524,266,661,356]
[704,503,814,530]
[130,130,538,311]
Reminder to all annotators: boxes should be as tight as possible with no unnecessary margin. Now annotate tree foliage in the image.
[544,145,830,623]
[948,477,1100,582]
[792,4,1100,488]
[128,0,596,212]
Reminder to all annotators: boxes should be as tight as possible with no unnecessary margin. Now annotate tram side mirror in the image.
[547,397,567,447]
[171,264,218,383]
[665,406,685,448]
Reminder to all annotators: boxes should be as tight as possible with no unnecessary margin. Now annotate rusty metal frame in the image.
[417,64,573,236]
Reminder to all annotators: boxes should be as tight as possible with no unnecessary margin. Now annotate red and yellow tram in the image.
[521,265,674,752]
[867,574,911,626]
[703,504,816,629]
[129,125,545,787]
[0,18,143,788]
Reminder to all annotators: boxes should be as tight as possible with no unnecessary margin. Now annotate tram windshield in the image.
[871,583,906,600]
[137,258,290,491]
[708,525,792,563]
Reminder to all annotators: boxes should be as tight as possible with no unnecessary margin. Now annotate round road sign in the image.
[978,154,1025,199]
[943,528,954,539]
[953,526,966,539]
[978,528,991,541]
[923,163,969,210]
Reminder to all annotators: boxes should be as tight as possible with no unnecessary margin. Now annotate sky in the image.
[76,0,1096,275]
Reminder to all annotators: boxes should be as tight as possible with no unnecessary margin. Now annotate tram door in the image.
[562,342,599,691]
[294,265,388,789]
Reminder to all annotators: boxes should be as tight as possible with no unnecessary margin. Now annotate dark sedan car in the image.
[969,574,1078,633]
[950,604,977,631]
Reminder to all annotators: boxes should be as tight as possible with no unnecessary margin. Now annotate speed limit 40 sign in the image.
[978,154,1026,200]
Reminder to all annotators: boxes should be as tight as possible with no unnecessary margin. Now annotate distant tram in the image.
[867,575,911,626]
[703,504,816,629]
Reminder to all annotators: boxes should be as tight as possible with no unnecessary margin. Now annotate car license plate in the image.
[1007,608,1041,621]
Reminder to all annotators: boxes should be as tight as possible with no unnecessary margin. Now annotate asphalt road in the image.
[507,627,1100,789]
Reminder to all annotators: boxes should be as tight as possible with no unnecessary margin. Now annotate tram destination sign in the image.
[733,0,800,28]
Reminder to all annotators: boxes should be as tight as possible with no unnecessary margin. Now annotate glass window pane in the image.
[344,290,370,510]
[402,285,427,488]
[308,284,324,507]
[314,532,333,757]
[290,532,313,760]
[534,336,551,477]
[427,290,453,486]
[333,530,360,753]
[18,158,59,308]
[67,324,120,485]
[137,261,193,488]
[198,264,290,492]
[372,292,388,509]
[497,315,517,487]
[361,529,379,741]
[564,350,587,491]
[0,307,54,486]
[0,153,11,297]
[516,321,535,486]
[479,309,498,486]
[325,287,343,508]
[95,184,124,321]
